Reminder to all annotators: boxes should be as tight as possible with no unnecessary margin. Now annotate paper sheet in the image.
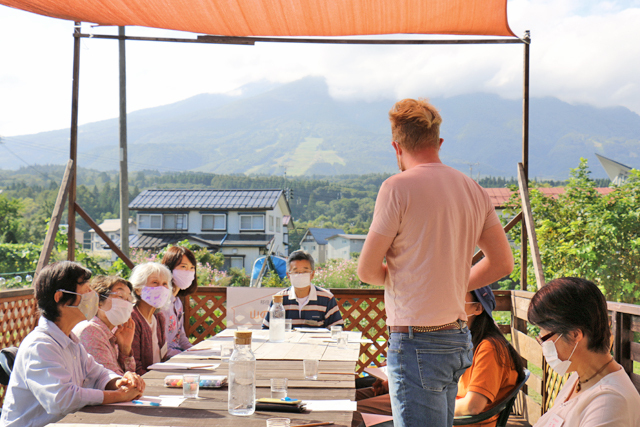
[302,400,357,412]
[108,395,186,407]
[294,327,330,333]
[147,362,220,370]
[361,413,394,426]
[364,366,388,381]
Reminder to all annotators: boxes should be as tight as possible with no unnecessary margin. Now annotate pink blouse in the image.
[73,316,135,376]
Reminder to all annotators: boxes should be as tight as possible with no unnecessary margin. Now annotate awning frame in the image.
[37,23,531,291]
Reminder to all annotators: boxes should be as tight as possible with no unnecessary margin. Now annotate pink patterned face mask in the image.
[140,285,171,309]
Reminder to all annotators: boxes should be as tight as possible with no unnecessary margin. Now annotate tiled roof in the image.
[129,189,284,210]
[124,233,274,249]
[307,228,345,245]
[486,187,614,208]
[327,234,367,240]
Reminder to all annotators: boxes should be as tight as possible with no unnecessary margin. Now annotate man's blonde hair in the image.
[389,98,442,152]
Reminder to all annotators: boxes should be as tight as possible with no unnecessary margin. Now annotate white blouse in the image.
[535,369,640,427]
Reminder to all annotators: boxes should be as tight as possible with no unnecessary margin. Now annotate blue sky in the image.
[1,0,640,136]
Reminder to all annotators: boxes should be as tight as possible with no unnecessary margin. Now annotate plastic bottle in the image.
[269,294,286,343]
[228,330,256,416]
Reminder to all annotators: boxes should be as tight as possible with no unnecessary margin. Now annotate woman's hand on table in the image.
[103,372,145,404]
[117,371,146,394]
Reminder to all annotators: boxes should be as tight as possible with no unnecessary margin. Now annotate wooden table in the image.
[56,329,362,427]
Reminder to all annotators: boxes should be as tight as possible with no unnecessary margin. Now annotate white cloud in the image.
[1,1,639,137]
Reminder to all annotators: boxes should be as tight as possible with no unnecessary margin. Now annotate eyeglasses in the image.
[536,331,556,345]
[101,290,135,304]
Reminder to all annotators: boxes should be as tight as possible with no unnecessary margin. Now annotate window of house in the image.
[239,214,264,231]
[163,214,188,230]
[202,214,226,231]
[138,214,162,230]
[312,245,316,250]
[223,256,244,270]
[342,239,347,244]
[269,215,274,232]
[276,217,281,232]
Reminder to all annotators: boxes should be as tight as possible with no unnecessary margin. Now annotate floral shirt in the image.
[160,296,193,357]
[73,316,135,376]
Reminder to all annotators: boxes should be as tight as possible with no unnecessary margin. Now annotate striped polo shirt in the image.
[262,285,344,329]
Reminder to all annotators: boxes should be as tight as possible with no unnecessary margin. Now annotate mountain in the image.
[3,76,640,179]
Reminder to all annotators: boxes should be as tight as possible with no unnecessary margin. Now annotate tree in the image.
[504,159,640,304]
[0,195,23,243]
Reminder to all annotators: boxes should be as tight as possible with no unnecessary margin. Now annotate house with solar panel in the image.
[128,189,294,271]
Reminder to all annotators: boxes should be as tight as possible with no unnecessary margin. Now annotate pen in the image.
[132,400,161,406]
[319,372,359,376]
[291,422,334,427]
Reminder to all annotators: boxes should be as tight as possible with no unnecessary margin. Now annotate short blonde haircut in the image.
[389,98,442,152]
[128,262,172,299]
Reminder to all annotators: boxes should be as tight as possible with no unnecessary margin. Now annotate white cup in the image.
[303,359,319,380]
[284,319,292,332]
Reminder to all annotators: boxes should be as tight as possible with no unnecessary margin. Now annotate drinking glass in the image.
[303,359,319,380]
[337,334,348,349]
[331,325,343,339]
[270,377,288,399]
[266,418,291,427]
[284,319,292,332]
[182,374,200,398]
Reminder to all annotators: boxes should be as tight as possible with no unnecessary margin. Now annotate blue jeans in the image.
[387,327,473,427]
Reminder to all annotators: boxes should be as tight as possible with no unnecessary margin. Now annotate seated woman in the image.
[357,285,525,427]
[0,261,145,427]
[73,275,136,375]
[129,262,173,375]
[160,246,197,357]
[529,277,640,427]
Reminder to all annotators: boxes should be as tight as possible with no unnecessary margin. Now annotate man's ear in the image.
[439,138,444,148]
[54,290,62,304]
[392,141,402,156]
[309,271,315,281]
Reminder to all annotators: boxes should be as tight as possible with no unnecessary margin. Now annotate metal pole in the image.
[118,26,130,257]
[520,30,530,291]
[68,22,81,261]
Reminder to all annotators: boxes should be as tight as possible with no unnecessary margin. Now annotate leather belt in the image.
[389,320,467,333]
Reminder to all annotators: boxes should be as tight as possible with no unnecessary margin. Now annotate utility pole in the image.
[118,26,130,257]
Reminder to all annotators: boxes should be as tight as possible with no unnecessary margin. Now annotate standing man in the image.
[357,98,513,427]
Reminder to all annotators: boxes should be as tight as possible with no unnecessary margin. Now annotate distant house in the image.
[326,234,367,260]
[88,218,137,252]
[128,189,293,271]
[298,228,344,264]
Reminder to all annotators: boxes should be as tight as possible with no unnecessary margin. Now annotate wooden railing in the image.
[2,286,639,425]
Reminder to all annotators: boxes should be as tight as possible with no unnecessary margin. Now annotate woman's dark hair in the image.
[35,261,92,322]
[528,277,610,354]
[161,246,198,296]
[90,275,133,306]
[470,292,526,384]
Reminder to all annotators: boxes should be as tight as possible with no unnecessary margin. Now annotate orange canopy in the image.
[1,0,515,37]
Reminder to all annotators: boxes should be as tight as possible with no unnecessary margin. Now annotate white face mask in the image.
[59,289,99,321]
[103,298,134,326]
[289,273,312,289]
[542,334,578,376]
[173,269,195,290]
[140,285,172,309]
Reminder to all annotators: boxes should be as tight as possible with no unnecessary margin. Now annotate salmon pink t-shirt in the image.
[369,163,499,326]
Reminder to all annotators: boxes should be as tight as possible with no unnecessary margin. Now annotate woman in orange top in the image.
[455,286,526,426]
[357,285,525,427]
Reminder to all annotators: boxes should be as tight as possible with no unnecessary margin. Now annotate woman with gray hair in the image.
[129,262,173,375]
